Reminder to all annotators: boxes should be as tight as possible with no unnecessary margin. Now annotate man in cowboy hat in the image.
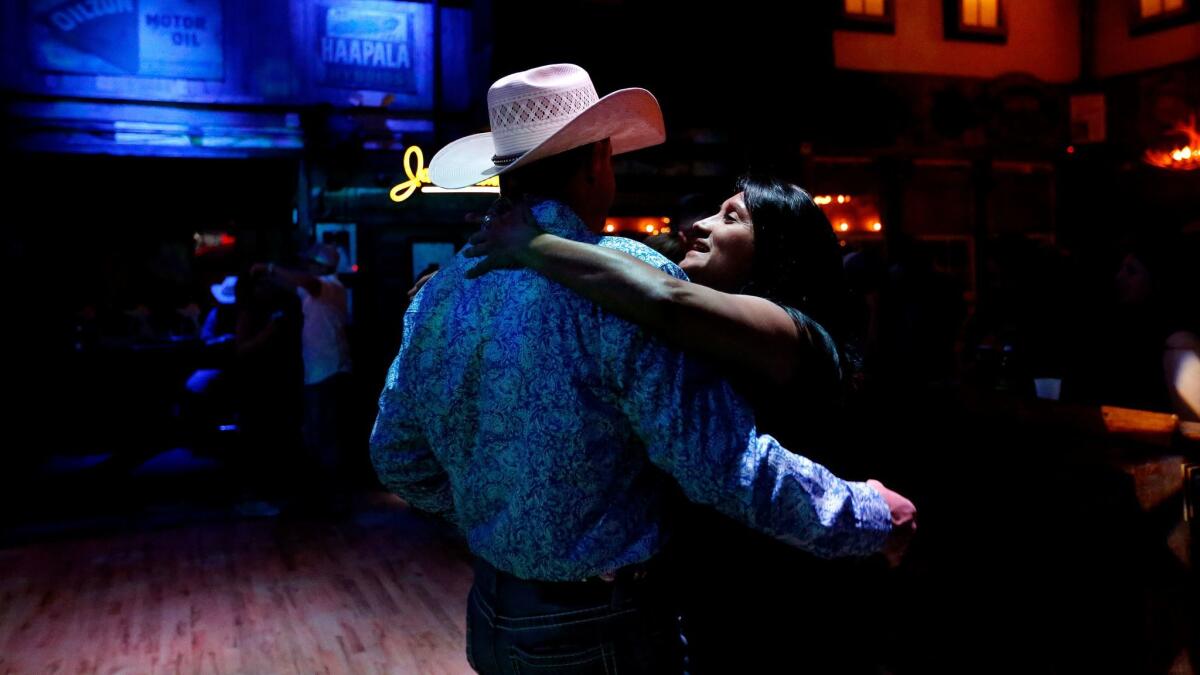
[370,64,912,673]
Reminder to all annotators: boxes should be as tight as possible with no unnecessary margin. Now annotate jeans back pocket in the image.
[509,643,614,674]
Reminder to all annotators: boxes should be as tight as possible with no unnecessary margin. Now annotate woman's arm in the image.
[466,203,806,386]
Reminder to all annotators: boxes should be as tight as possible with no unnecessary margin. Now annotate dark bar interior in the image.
[1,1,1198,673]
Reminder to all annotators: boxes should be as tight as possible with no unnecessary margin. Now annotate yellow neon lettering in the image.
[390,145,427,202]
[391,146,500,203]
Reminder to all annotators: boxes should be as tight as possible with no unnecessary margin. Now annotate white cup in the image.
[1034,377,1062,401]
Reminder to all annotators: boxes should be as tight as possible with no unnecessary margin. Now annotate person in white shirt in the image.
[251,244,353,486]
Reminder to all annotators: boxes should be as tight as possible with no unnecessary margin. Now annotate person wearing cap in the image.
[369,64,909,673]
[200,275,239,343]
[251,245,352,488]
[183,274,241,420]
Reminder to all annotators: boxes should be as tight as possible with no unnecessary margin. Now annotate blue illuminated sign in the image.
[33,0,223,80]
[316,2,419,92]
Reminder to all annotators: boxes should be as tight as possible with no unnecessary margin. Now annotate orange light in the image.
[1144,115,1200,170]
[979,0,999,27]
[838,222,850,232]
[871,222,883,232]
[661,227,671,234]
[661,217,671,224]
[607,216,680,232]
[814,195,833,205]
[836,195,845,204]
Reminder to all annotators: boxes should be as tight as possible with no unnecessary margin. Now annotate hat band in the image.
[492,151,522,167]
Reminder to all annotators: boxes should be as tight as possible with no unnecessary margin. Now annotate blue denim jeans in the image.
[465,559,684,674]
[302,372,351,474]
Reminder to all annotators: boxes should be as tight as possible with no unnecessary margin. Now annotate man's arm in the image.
[250,262,323,297]
[369,328,457,523]
[604,316,900,559]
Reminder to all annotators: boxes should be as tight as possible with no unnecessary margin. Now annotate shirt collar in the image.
[528,198,600,243]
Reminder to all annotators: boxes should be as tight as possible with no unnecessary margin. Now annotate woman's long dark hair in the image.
[737,175,852,347]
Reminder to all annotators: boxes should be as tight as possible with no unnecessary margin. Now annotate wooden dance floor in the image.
[0,495,475,674]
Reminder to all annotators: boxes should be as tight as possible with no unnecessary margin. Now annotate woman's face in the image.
[679,192,756,290]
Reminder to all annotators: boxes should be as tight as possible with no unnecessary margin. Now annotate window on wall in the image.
[961,0,1001,28]
[846,0,887,17]
[944,0,1007,43]
[1140,0,1187,18]
[840,0,894,34]
[1132,0,1197,34]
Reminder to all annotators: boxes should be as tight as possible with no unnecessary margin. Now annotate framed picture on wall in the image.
[410,239,457,282]
[315,222,357,273]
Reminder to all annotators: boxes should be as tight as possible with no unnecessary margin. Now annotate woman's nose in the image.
[687,217,713,237]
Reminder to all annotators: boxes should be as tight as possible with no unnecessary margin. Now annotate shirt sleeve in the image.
[600,307,891,559]
[369,309,457,524]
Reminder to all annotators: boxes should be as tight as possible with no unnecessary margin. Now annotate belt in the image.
[472,556,662,608]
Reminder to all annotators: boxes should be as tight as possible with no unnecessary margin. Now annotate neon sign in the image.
[390,145,499,203]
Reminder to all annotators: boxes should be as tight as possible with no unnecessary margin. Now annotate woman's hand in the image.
[408,269,437,301]
[464,198,543,278]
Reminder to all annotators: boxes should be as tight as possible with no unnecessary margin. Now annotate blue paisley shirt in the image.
[370,199,892,581]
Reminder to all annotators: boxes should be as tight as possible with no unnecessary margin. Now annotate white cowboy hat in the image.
[428,64,665,189]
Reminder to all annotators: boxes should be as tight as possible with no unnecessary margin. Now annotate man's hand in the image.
[866,479,917,567]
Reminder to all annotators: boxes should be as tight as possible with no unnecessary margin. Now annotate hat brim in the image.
[428,88,666,190]
[211,284,236,305]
